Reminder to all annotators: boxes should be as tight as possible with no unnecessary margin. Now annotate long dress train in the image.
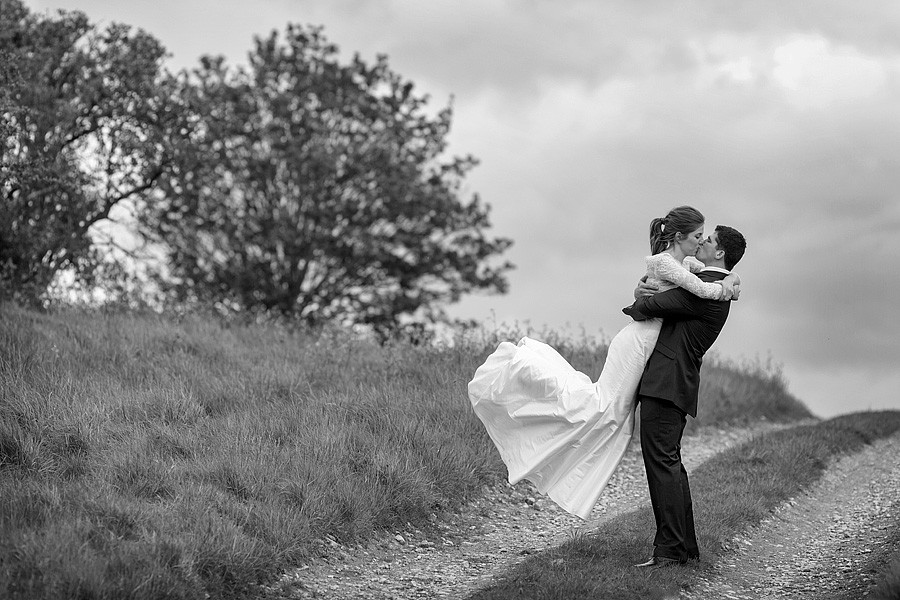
[467,321,660,519]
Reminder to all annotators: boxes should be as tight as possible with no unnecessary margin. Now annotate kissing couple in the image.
[468,205,747,566]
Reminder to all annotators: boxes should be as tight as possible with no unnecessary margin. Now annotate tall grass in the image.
[0,304,810,598]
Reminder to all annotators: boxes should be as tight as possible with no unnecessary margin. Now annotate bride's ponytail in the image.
[649,206,705,255]
[649,218,668,254]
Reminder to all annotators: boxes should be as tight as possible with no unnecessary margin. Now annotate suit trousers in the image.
[639,395,699,562]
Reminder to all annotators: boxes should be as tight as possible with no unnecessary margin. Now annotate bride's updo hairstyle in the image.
[649,205,705,255]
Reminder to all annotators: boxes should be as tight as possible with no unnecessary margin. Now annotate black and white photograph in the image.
[3,1,900,598]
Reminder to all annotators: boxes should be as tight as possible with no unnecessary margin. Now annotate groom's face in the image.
[697,232,721,264]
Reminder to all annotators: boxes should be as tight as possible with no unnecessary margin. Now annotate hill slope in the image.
[0,304,812,599]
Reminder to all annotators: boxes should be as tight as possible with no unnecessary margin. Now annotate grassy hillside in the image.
[0,304,811,599]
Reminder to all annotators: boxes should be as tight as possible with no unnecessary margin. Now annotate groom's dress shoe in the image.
[633,556,681,568]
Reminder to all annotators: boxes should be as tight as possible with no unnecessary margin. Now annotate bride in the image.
[467,206,739,519]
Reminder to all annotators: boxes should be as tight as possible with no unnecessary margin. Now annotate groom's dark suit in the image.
[623,269,732,562]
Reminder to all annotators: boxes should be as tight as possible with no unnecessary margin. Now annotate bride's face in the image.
[675,224,705,256]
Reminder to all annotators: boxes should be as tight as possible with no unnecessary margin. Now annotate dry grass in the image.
[0,303,810,599]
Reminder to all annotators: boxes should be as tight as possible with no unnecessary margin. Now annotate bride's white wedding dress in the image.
[467,254,726,519]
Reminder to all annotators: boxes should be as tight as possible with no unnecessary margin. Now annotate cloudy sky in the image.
[29,0,900,418]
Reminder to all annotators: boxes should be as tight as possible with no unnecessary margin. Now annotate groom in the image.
[623,225,747,567]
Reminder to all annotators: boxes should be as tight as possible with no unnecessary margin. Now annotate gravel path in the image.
[682,431,900,600]
[266,420,794,599]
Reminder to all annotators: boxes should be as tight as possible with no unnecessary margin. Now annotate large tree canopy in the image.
[141,25,512,328]
[0,3,512,324]
[0,0,175,302]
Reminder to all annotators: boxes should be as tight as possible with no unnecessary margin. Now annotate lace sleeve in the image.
[683,256,705,273]
[647,254,724,300]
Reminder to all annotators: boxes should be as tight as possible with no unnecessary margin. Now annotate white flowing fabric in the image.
[468,320,662,519]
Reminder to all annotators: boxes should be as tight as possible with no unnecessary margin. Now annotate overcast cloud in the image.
[29,0,900,417]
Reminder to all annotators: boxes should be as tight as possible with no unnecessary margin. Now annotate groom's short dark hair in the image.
[715,225,746,270]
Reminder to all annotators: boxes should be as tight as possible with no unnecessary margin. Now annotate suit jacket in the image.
[622,270,730,418]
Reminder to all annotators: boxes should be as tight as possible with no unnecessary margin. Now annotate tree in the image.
[0,0,174,303]
[141,25,512,329]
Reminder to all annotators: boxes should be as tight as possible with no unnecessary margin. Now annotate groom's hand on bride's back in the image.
[622,278,657,322]
[634,277,659,300]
